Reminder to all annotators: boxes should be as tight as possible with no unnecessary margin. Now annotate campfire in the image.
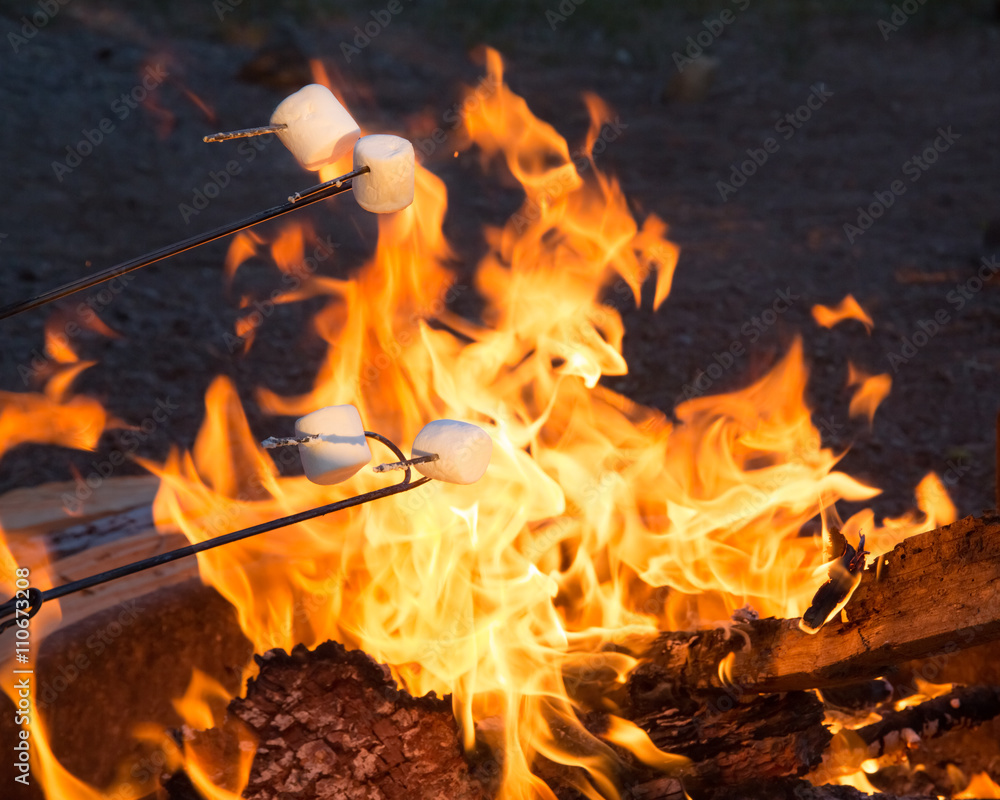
[2,47,1000,800]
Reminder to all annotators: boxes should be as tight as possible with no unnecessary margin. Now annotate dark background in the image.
[0,0,998,520]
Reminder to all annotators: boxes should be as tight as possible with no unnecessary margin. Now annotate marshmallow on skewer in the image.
[295,405,371,485]
[411,420,492,485]
[352,134,415,213]
[270,84,361,171]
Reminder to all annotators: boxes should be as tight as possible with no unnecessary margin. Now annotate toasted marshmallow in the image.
[411,419,492,485]
[352,134,415,213]
[271,84,360,171]
[295,405,371,485]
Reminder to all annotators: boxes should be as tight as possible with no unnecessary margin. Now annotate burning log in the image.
[170,640,831,800]
[172,640,1000,800]
[632,513,1000,695]
[180,641,495,800]
[853,685,1000,759]
[621,681,832,790]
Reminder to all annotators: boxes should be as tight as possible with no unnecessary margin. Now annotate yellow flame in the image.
[149,49,912,797]
[957,773,1000,798]
[3,46,966,800]
[893,678,954,711]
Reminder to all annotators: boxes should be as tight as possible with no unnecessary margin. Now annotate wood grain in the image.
[638,514,1000,694]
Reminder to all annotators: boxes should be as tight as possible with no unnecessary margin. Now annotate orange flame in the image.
[143,49,931,798]
[224,230,263,284]
[812,294,874,333]
[170,670,256,800]
[957,773,1000,798]
[4,47,967,800]
[846,362,891,425]
[0,390,106,454]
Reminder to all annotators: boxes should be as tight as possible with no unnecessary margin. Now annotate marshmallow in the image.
[411,420,492,485]
[270,84,360,171]
[295,405,371,485]
[352,134,415,213]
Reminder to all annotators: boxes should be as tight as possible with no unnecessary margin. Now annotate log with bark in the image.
[175,641,496,800]
[854,686,1000,759]
[631,513,1000,695]
[167,641,1000,800]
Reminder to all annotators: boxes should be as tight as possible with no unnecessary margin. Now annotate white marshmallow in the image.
[270,84,360,171]
[295,405,371,485]
[352,134,415,213]
[411,420,492,485]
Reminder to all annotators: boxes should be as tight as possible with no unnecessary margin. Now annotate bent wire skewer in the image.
[0,166,370,322]
[0,431,430,635]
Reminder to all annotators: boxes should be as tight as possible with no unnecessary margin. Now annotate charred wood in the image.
[211,641,494,800]
[856,685,1000,758]
[634,514,1000,695]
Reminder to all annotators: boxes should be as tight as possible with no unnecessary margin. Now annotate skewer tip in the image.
[204,123,287,143]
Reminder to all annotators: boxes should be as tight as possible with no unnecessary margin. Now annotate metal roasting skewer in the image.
[287,167,368,204]
[373,454,439,473]
[260,434,320,449]
[260,433,438,473]
[0,431,431,635]
[0,166,371,322]
[203,123,287,143]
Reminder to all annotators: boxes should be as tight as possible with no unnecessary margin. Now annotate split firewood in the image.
[618,678,831,793]
[632,514,1000,695]
[854,685,1000,759]
[0,474,159,535]
[846,687,1000,797]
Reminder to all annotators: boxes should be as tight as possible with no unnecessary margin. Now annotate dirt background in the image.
[1,0,998,521]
